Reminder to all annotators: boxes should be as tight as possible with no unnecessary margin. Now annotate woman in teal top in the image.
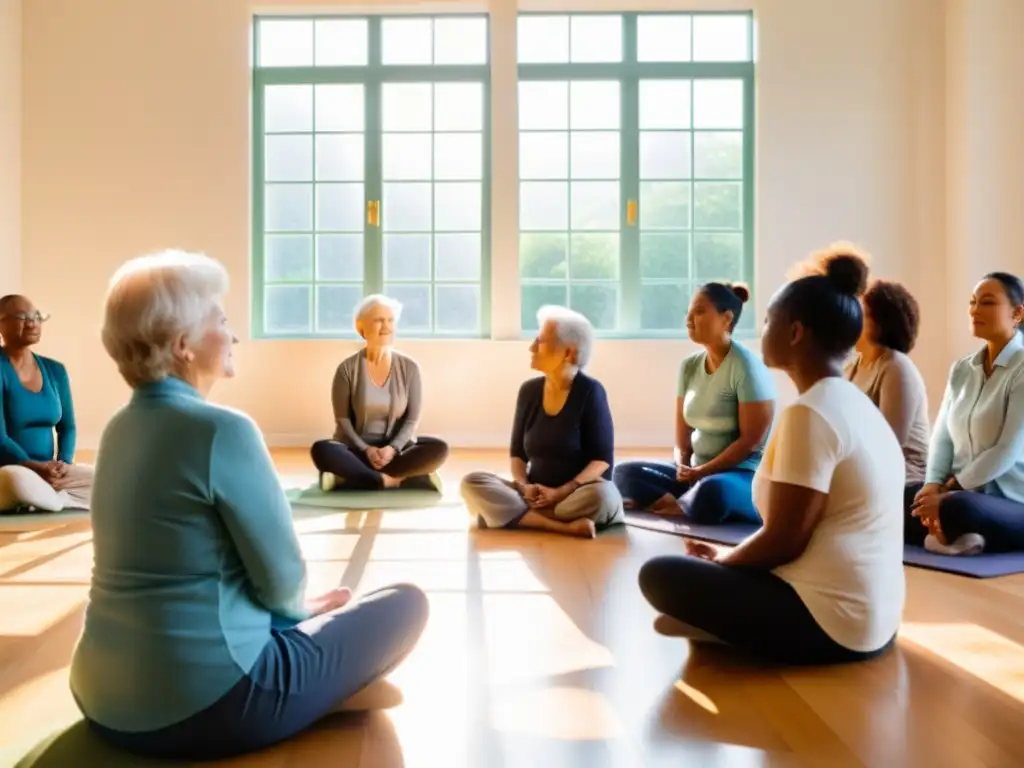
[70,250,429,761]
[613,282,776,523]
[0,294,92,512]
[908,272,1024,556]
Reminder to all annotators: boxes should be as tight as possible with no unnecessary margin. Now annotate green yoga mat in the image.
[285,484,461,510]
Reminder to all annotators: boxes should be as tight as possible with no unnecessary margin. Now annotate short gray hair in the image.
[537,305,595,369]
[102,249,229,387]
[353,293,403,328]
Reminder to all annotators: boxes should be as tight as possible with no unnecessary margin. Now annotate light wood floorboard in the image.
[1,448,1023,766]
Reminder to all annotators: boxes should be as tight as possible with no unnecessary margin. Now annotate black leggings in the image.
[904,482,1024,551]
[638,555,893,665]
[310,437,449,491]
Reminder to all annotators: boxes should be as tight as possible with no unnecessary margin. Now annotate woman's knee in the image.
[638,555,685,606]
[387,583,430,635]
[684,474,754,523]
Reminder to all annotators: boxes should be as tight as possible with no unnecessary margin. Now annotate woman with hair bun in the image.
[613,281,776,525]
[639,252,905,665]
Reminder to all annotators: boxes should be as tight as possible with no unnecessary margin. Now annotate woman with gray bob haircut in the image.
[311,293,449,493]
[460,305,624,538]
[70,251,428,761]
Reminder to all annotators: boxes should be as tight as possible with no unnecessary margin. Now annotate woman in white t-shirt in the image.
[638,251,906,664]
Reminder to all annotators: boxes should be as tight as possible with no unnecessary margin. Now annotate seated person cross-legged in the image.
[907,272,1024,556]
[639,252,905,665]
[311,294,449,493]
[613,282,775,524]
[70,252,429,762]
[0,294,92,513]
[460,305,624,539]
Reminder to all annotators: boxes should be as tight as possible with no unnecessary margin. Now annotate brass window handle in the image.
[367,199,380,226]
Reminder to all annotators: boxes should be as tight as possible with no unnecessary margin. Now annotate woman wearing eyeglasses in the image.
[0,294,92,512]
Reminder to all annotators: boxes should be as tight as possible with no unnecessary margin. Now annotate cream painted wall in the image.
[0,0,21,295]
[21,0,954,448]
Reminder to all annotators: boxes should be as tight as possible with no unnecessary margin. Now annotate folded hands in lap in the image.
[685,539,720,562]
[520,483,570,509]
[365,445,396,470]
[306,586,354,617]
[910,479,959,540]
[23,460,69,488]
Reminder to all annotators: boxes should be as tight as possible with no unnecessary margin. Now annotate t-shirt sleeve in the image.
[735,351,777,403]
[580,379,615,466]
[768,404,842,494]
[676,356,693,398]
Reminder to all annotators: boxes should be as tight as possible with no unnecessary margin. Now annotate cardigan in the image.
[331,349,423,451]
[0,353,77,465]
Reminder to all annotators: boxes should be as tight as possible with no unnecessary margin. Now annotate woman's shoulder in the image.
[392,349,421,374]
[883,350,926,383]
[729,340,769,373]
[36,355,68,376]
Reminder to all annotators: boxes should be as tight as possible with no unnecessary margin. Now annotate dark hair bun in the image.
[824,253,869,297]
[729,283,750,304]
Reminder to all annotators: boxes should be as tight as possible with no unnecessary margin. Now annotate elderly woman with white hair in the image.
[460,305,624,538]
[311,293,449,492]
[69,251,429,761]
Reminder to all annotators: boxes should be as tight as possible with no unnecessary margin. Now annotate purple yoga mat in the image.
[624,511,1024,579]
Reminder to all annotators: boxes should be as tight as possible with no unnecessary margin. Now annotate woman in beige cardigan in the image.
[311,295,449,491]
[845,279,930,489]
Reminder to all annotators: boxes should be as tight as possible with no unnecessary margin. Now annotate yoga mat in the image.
[625,511,1024,579]
[0,509,89,531]
[286,484,461,510]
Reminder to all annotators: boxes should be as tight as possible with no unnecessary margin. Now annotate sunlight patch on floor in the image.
[0,585,87,636]
[490,686,625,740]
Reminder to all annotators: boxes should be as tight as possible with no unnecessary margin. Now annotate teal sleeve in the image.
[956,370,1024,490]
[735,353,777,403]
[925,367,956,485]
[52,362,77,463]
[211,413,310,621]
[0,375,31,465]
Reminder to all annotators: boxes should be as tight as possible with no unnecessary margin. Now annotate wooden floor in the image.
[2,449,1024,767]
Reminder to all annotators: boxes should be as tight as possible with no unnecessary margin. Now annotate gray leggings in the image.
[459,471,625,529]
[83,584,429,762]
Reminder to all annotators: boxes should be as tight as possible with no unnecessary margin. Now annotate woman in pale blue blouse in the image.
[69,250,428,761]
[908,272,1024,556]
[613,282,776,524]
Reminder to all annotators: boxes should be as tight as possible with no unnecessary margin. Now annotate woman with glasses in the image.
[0,294,92,512]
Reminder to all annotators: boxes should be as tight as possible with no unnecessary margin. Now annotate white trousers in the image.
[0,463,93,512]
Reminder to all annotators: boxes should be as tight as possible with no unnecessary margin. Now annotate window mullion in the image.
[365,20,383,296]
[251,80,267,338]
[620,15,640,334]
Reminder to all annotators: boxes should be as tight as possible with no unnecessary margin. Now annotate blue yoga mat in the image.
[624,511,1024,579]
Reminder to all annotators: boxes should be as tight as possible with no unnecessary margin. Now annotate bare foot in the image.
[381,473,401,489]
[650,496,683,516]
[568,518,597,539]
[623,498,640,510]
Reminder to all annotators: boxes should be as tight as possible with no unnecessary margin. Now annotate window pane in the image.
[316,234,363,281]
[316,183,364,231]
[639,81,691,129]
[571,181,619,230]
[519,82,568,130]
[258,20,313,67]
[570,284,617,330]
[382,18,432,65]
[435,234,481,280]
[435,17,487,65]
[265,85,312,133]
[520,234,568,279]
[265,135,312,182]
[435,83,484,131]
[638,15,692,62]
[435,182,481,231]
[385,284,431,331]
[640,132,691,180]
[315,84,364,132]
[694,132,743,179]
[640,283,690,330]
[384,234,432,280]
[384,183,432,232]
[640,233,690,279]
[265,235,313,282]
[520,133,569,180]
[570,15,622,63]
[641,182,690,229]
[692,15,750,62]
[266,184,313,231]
[316,134,363,182]
[521,284,568,329]
[383,83,432,132]
[383,134,433,180]
[435,133,482,180]
[316,284,363,333]
[435,285,480,332]
[570,133,619,180]
[518,16,569,64]
[571,233,618,279]
[693,80,744,129]
[265,285,311,333]
[520,182,568,230]
[693,232,743,281]
[314,19,368,66]
[693,182,742,228]
[570,81,619,130]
